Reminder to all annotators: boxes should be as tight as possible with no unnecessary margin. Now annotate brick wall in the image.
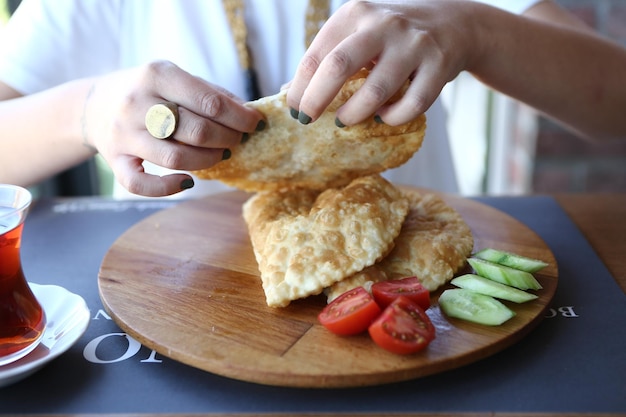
[532,0,626,193]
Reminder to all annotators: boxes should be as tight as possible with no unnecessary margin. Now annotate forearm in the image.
[468,3,626,141]
[0,79,96,187]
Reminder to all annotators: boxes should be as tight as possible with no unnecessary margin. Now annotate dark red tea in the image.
[0,222,46,358]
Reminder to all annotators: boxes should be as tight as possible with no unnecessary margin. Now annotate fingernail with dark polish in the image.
[222,148,232,160]
[180,178,195,190]
[374,115,384,124]
[298,111,312,125]
[256,119,266,131]
[241,133,249,144]
[289,107,299,119]
[335,117,345,128]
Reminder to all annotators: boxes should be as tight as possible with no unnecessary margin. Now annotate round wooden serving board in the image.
[98,189,558,388]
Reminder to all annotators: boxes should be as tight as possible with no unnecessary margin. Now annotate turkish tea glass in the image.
[0,184,46,366]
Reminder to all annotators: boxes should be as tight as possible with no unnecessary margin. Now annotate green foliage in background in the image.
[1,0,9,24]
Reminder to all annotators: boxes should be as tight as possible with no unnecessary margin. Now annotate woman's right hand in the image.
[83,60,264,197]
[287,0,481,128]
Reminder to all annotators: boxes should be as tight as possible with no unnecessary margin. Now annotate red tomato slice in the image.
[371,276,431,310]
[368,296,436,355]
[318,287,382,336]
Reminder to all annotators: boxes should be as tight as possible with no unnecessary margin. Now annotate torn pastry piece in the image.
[194,68,426,192]
[325,191,474,302]
[242,175,409,307]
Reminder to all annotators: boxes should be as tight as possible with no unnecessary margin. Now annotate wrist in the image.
[462,2,499,74]
[79,81,98,152]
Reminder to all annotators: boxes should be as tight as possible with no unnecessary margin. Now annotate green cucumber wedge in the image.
[451,274,538,303]
[468,258,543,291]
[473,248,548,273]
[439,288,515,326]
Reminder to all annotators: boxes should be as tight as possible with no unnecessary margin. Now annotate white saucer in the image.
[0,283,90,388]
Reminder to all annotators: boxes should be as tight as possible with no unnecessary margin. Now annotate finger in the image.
[148,61,263,133]
[292,33,381,124]
[334,58,416,126]
[286,53,322,114]
[112,155,196,197]
[131,130,231,172]
[286,7,358,115]
[376,62,448,126]
[174,106,244,149]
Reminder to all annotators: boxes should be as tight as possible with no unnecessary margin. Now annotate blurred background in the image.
[2,0,625,197]
[443,0,626,196]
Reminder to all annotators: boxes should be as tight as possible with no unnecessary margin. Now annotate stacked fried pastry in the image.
[242,175,409,307]
[194,70,473,307]
[324,190,474,303]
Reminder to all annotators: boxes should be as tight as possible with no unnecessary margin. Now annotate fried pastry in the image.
[325,191,474,302]
[325,265,388,303]
[378,191,473,291]
[242,175,409,307]
[194,69,426,192]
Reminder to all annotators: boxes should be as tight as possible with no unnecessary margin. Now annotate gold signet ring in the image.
[145,102,179,139]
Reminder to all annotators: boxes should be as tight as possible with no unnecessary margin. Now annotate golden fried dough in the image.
[242,175,409,307]
[325,191,474,302]
[325,265,388,303]
[194,69,426,192]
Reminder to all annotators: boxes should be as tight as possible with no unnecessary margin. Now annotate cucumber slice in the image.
[473,248,548,273]
[451,274,538,303]
[439,288,515,326]
[468,258,543,291]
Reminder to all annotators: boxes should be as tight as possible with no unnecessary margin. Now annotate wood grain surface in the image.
[555,193,626,293]
[98,190,558,388]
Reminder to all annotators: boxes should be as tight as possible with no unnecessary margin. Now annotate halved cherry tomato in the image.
[368,296,436,355]
[318,286,381,336]
[371,276,431,310]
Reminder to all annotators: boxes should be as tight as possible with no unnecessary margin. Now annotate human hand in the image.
[287,0,481,126]
[83,60,264,197]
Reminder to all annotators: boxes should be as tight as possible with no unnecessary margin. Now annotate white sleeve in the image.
[471,0,542,15]
[0,0,121,94]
